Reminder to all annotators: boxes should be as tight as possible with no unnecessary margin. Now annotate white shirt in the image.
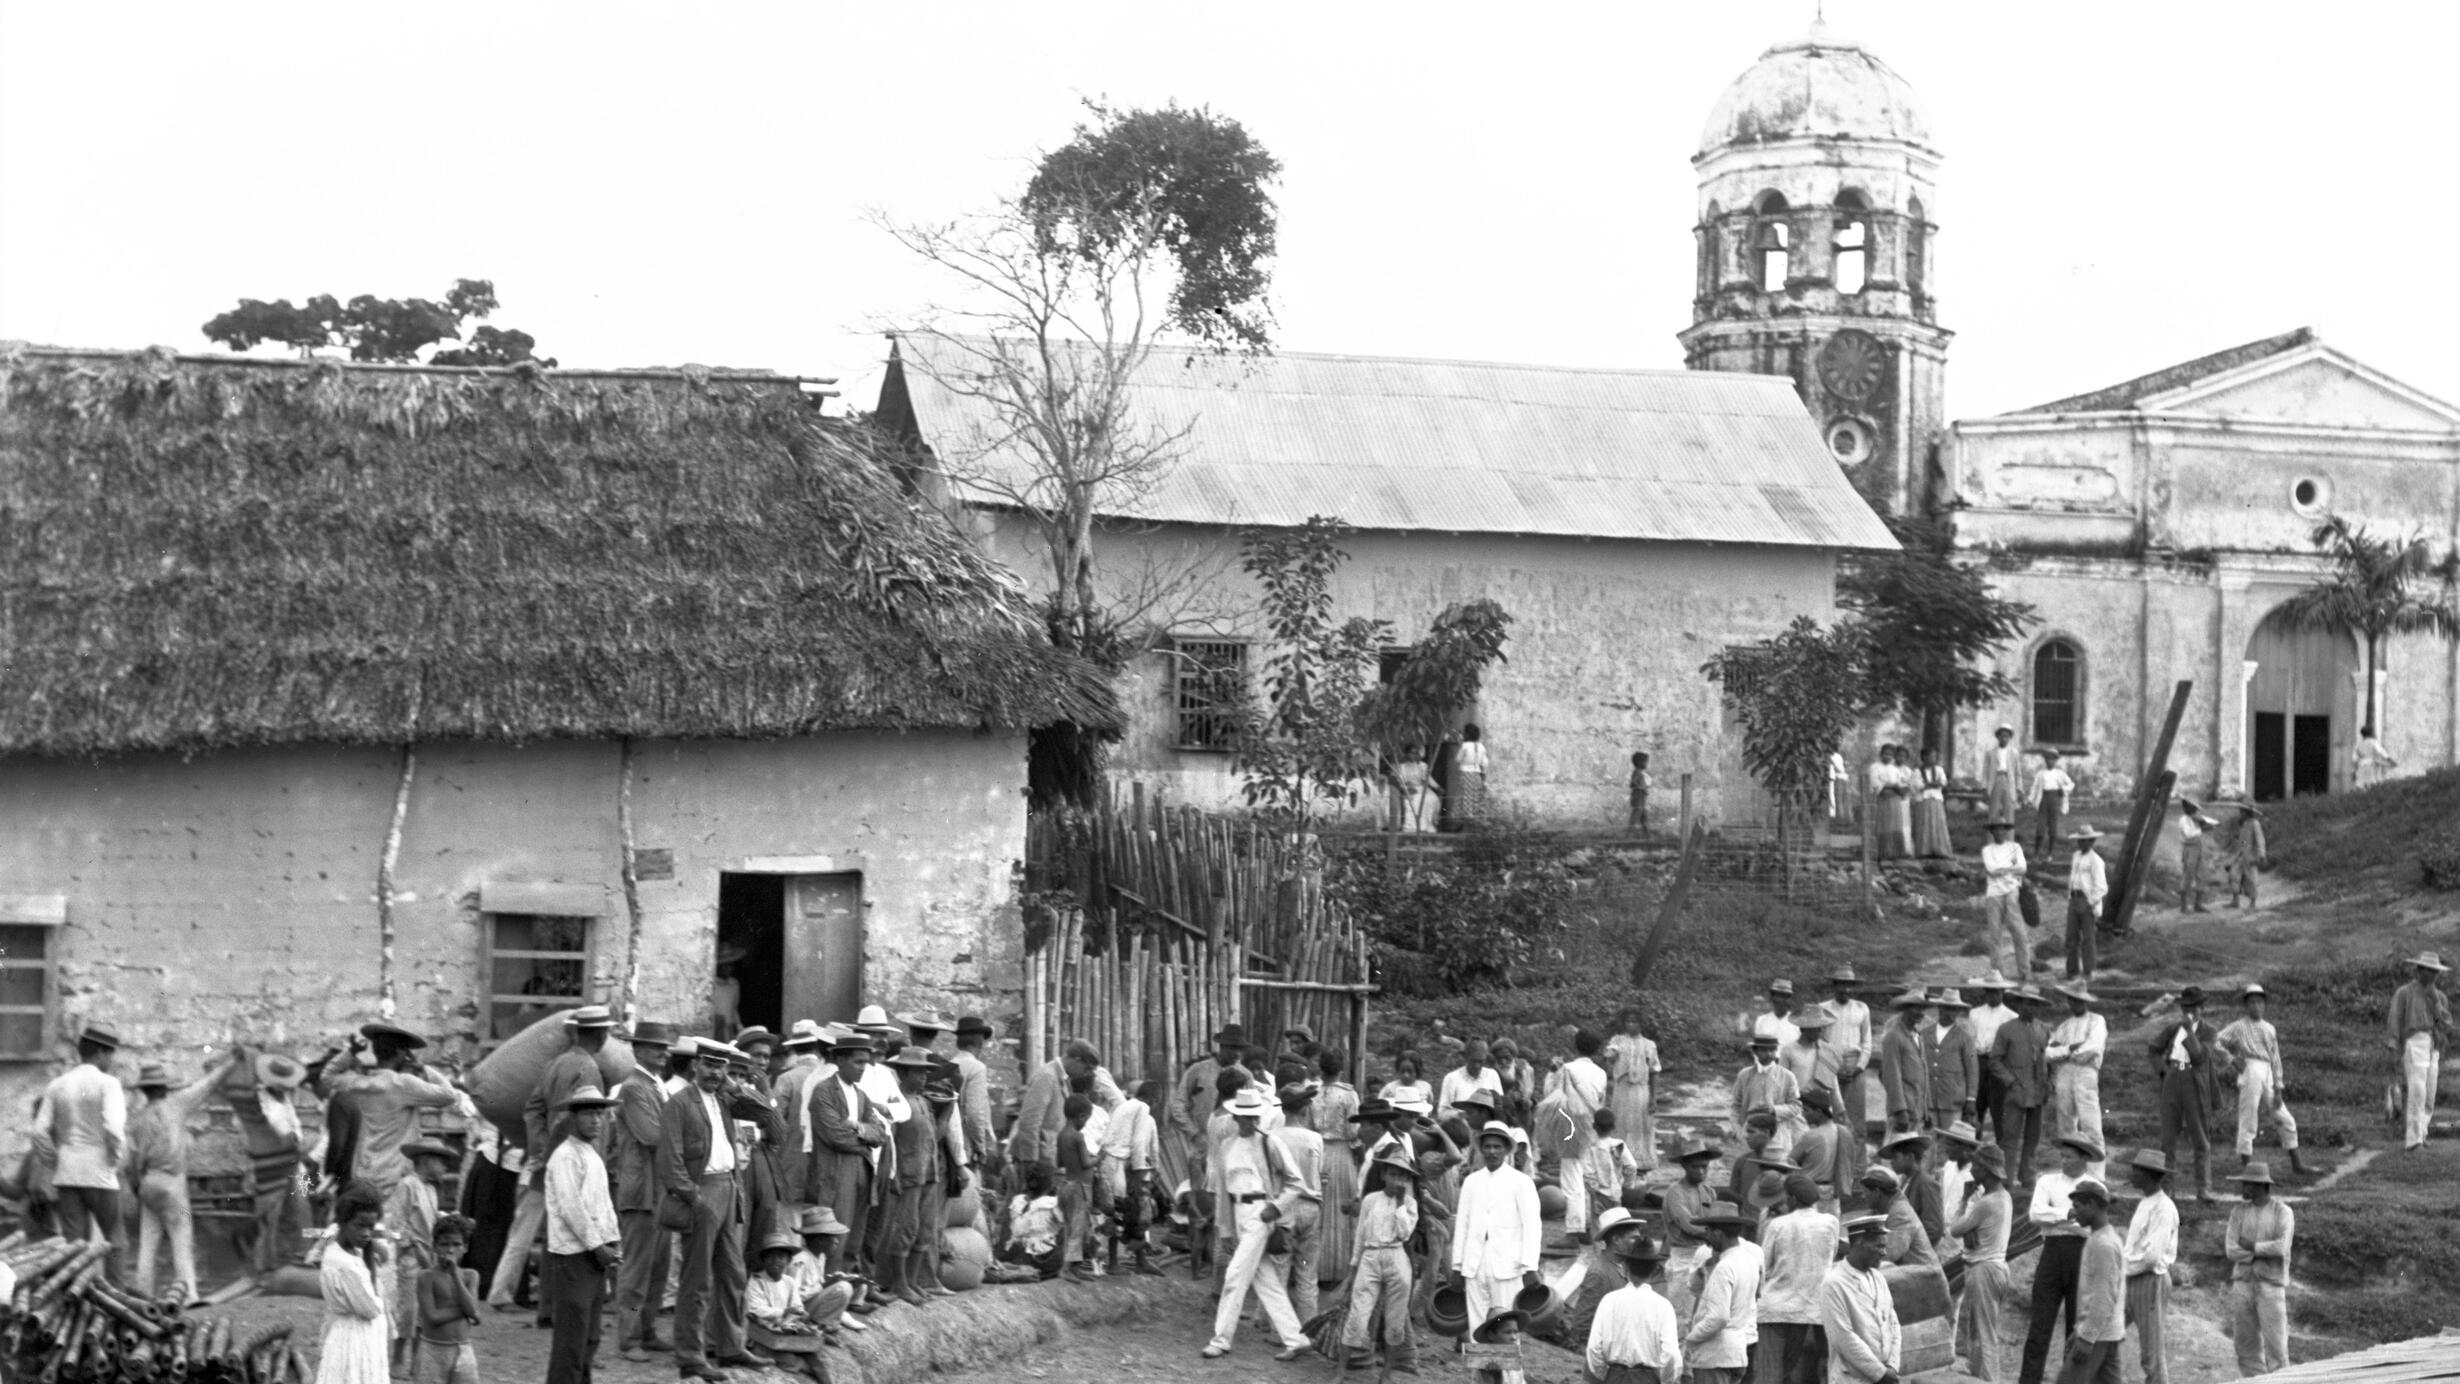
[1981,840,2028,897]
[1454,741,1489,775]
[1683,1239,1764,1367]
[2048,1013,2108,1070]
[2122,1188,2178,1277]
[1968,1002,2014,1053]
[2030,1170,2083,1235]
[35,1064,128,1190]
[1754,1011,1802,1048]
[1452,1163,1542,1278]
[1436,1066,1497,1121]
[699,1091,737,1175]
[2180,814,2208,842]
[2029,767,2074,802]
[1830,998,1874,1071]
[2068,850,2109,908]
[1589,1282,1685,1377]
[545,1137,620,1255]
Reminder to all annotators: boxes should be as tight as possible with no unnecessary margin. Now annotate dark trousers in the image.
[2158,1074,2211,1192]
[1757,1320,1827,1384]
[612,1208,671,1348]
[2057,1338,2124,1384]
[55,1186,123,1280]
[543,1250,608,1384]
[1997,1098,2044,1183]
[2065,893,2098,978]
[1977,1071,2008,1145]
[673,1174,746,1367]
[827,1164,872,1278]
[2032,792,2066,857]
[2020,1236,2085,1384]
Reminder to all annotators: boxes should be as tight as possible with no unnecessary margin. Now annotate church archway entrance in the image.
[2245,608,2358,801]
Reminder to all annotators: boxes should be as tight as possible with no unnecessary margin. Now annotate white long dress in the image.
[316,1241,391,1384]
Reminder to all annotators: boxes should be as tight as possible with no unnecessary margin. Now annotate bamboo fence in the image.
[1023,788,1375,1087]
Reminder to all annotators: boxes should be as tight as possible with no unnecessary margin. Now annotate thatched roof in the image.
[0,344,1115,757]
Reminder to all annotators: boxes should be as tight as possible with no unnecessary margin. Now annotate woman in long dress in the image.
[1313,1049,1361,1288]
[318,1183,392,1384]
[1541,1034,1609,1235]
[1867,746,1905,860]
[1884,745,1916,858]
[1602,1010,1661,1171]
[1449,724,1490,825]
[1911,746,1953,858]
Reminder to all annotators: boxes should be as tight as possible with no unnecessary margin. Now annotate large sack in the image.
[466,1011,636,1135]
[945,1183,981,1230]
[942,1225,993,1272]
[1884,1262,1955,1375]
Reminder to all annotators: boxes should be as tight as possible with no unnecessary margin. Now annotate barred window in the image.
[486,913,595,1043]
[1172,639,1248,751]
[2032,640,2082,747]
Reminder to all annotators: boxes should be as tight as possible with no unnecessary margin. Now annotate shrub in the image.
[2421,828,2460,890]
[1332,827,1581,994]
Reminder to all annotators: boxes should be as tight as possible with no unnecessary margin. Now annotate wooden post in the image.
[1679,772,1695,842]
[1630,818,1709,990]
[1859,770,1876,915]
[2106,681,2193,936]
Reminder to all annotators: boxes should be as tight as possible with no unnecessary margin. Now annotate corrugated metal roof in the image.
[891,336,1897,552]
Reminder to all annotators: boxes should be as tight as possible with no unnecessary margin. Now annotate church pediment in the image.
[2137,344,2460,432]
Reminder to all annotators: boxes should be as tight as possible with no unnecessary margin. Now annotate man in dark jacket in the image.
[659,1039,772,1382]
[612,1021,674,1362]
[806,1030,885,1283]
[1988,987,2052,1188]
[2148,988,2230,1204]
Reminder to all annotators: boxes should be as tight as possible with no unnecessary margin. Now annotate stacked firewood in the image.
[2,1237,306,1384]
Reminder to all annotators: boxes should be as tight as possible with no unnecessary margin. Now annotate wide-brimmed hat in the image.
[2237,1161,2276,1186]
[1674,1137,1718,1163]
[2054,981,2097,1003]
[1743,1106,1779,1131]
[2057,1133,2106,1160]
[1801,1088,1837,1115]
[2070,1177,2112,1203]
[1213,1023,1248,1046]
[1827,964,1859,984]
[1283,1024,1316,1043]
[558,1084,622,1111]
[2176,987,2206,1009]
[2122,1148,2169,1175]
[1843,1210,1889,1237]
[563,1004,615,1030]
[733,1026,777,1051]
[255,1052,307,1090]
[779,1020,824,1049]
[956,1015,995,1039]
[1861,1166,1902,1194]
[2068,823,2104,841]
[2406,951,2450,973]
[1615,1234,1665,1269]
[1593,1207,1636,1237]
[77,1023,123,1051]
[1972,1145,2008,1178]
[1932,988,1970,1011]
[1794,1003,1835,1030]
[1371,1145,1419,1178]
[1939,1121,1980,1147]
[885,1045,938,1071]
[798,1206,849,1237]
[2240,984,2267,1001]
[1695,1200,1755,1230]
[896,1008,955,1035]
[756,1226,803,1255]
[699,1041,749,1066]
[1349,1097,1399,1123]
[1454,1087,1503,1114]
[1768,979,1795,996]
[1889,989,1932,1009]
[1475,1120,1517,1147]
[136,1062,170,1087]
[1969,971,2014,991]
[1277,1081,1319,1107]
[827,1030,876,1055]
[359,1022,424,1050]
[2012,984,2049,1004]
[625,1020,678,1049]
[853,1004,892,1028]
[1224,1088,1272,1119]
[1390,1092,1433,1117]
[670,1036,701,1060]
[1880,1130,1930,1157]
[1471,1308,1526,1342]
[1750,1151,1799,1174]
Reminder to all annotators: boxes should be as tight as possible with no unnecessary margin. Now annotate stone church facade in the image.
[1687,25,2460,801]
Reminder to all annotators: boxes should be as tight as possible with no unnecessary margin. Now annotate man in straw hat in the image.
[2217,986,2305,1174]
[1340,1142,1422,1373]
[1929,990,1980,1135]
[2387,950,2451,1151]
[2223,1162,2294,1376]
[1782,1005,1844,1122]
[1756,978,1803,1049]
[1593,1231,1684,1384]
[1949,1144,2015,1383]
[1879,990,1933,1137]
[1200,1088,1312,1361]
[493,1002,619,1314]
[1968,975,2017,1142]
[806,1028,884,1289]
[2057,1178,2127,1384]
[126,1049,239,1302]
[1825,965,1875,1184]
[1986,724,2021,824]
[1448,1121,1543,1364]
[1174,1023,1251,1196]
[1981,817,2034,978]
[2046,983,2109,1176]
[2148,987,2227,1203]
[1661,1136,1721,1322]
[544,1084,624,1384]
[1791,1088,1850,1203]
[1733,1033,1803,1159]
[321,1021,459,1198]
[2018,1133,2104,1384]
[1861,1165,1938,1269]
[1990,986,2053,1185]
[2175,799,2218,914]
[2115,1150,2178,1384]
[2062,824,2109,982]
[1753,1182,1831,1384]
[1675,1200,1757,1377]
[613,1020,678,1361]
[1821,1211,1904,1384]
[662,1039,775,1380]
[235,1048,313,1274]
[875,1045,945,1306]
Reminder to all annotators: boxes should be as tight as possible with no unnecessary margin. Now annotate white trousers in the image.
[2402,1034,2439,1148]
[1463,1270,1524,1341]
[1208,1201,1307,1353]
[132,1169,197,1300]
[2233,1061,2298,1157]
[2055,1066,2105,1176]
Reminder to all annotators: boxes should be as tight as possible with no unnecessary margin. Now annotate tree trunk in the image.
[2363,632,2379,736]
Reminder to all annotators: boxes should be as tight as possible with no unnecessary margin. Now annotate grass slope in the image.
[2263,766,2460,898]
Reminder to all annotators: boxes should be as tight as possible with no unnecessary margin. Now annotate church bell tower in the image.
[1679,21,1951,516]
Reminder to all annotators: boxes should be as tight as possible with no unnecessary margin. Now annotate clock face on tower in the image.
[1817,329,1886,405]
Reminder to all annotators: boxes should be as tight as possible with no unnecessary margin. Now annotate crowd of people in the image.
[8,945,2448,1383]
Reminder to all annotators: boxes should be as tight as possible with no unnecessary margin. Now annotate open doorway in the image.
[717,870,864,1034]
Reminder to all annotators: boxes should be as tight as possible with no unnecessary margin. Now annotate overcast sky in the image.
[4,1,2455,420]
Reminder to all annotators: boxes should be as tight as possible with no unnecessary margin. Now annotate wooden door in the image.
[2246,611,2356,798]
[781,873,863,1026]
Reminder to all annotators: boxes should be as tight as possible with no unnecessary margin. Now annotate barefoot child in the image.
[413,1215,482,1384]
[318,1183,391,1384]
[747,1230,830,1382]
[1056,1094,1099,1282]
[1579,1108,1640,1229]
[388,1141,451,1375]
[1341,1147,1420,1374]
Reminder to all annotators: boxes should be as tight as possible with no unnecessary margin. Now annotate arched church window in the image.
[1754,194,1791,293]
[2032,639,2083,747]
[1905,195,1928,304]
[1833,189,1869,295]
[1699,202,1722,300]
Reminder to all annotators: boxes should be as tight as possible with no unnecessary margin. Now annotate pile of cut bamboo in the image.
[1024,790,1377,1085]
[1,1235,302,1384]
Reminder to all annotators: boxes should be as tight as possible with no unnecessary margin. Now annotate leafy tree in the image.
[1231,518,1391,826]
[201,278,554,366]
[1358,598,1513,759]
[1702,616,1869,870]
[2274,514,2460,735]
[1837,513,2035,750]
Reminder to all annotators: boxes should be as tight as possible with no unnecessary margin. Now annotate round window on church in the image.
[1826,418,1870,466]
[2291,475,2329,513]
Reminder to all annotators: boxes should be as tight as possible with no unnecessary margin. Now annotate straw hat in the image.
[562,1004,615,1030]
[2407,951,2450,973]
[2237,1161,2276,1187]
[798,1206,849,1237]
[558,1085,621,1111]
[1224,1088,1272,1119]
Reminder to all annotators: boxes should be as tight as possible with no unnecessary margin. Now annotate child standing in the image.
[413,1215,481,1384]
[1578,1108,1640,1230]
[318,1183,392,1384]
[1628,752,1653,837]
[387,1141,450,1375]
[1342,1147,1420,1374]
[1056,1093,1099,1282]
[2028,750,2075,860]
[2177,799,2218,914]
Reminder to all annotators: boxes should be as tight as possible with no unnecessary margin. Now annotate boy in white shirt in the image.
[1980,820,2032,978]
[2176,800,2218,914]
[2027,750,2076,860]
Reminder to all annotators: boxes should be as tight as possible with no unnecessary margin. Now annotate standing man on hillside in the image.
[1879,991,1933,1137]
[1968,975,2017,1146]
[1449,1121,1543,1358]
[1980,819,2033,978]
[2116,1151,2177,1384]
[2047,986,2108,1177]
[2146,989,2227,1204]
[1990,987,2052,1187]
[1757,979,1803,1048]
[126,1051,239,1302]
[1827,966,1874,1183]
[2388,952,2450,1152]
[2216,986,2304,1174]
[1929,991,1979,1135]
[1733,1034,1803,1160]
[2224,1163,2295,1377]
[2059,1179,2127,1384]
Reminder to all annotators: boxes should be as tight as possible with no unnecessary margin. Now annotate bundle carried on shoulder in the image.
[465,1010,637,1132]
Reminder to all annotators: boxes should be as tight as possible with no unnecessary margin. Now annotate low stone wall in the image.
[832,1276,1204,1383]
